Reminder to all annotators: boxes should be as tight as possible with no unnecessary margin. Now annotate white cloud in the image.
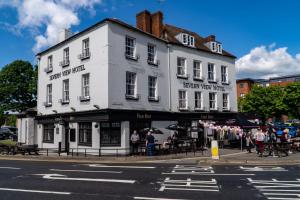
[0,0,102,53]
[236,44,300,79]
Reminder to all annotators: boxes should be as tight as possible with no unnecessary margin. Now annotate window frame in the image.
[147,43,157,65]
[178,90,188,110]
[177,57,187,78]
[194,91,202,110]
[78,122,92,146]
[100,121,121,147]
[222,93,229,110]
[47,55,53,72]
[46,84,52,106]
[125,71,138,100]
[148,76,158,101]
[80,73,90,101]
[193,60,202,80]
[221,65,228,84]
[62,79,69,104]
[125,36,136,59]
[43,124,54,143]
[208,63,215,82]
[209,92,217,110]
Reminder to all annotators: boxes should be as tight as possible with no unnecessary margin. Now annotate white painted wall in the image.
[17,117,36,145]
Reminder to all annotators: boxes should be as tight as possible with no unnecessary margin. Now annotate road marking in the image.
[0,187,71,195]
[240,166,288,172]
[159,177,219,192]
[33,174,135,184]
[161,173,255,176]
[134,197,189,200]
[163,165,215,175]
[0,167,21,170]
[88,164,156,169]
[50,169,122,174]
[248,178,300,200]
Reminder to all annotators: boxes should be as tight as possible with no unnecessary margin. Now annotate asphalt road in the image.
[0,160,299,200]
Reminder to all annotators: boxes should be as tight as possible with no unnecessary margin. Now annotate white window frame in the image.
[147,43,156,64]
[125,36,136,58]
[63,79,69,102]
[82,38,89,57]
[193,60,202,79]
[177,57,186,77]
[221,65,228,83]
[208,63,215,81]
[194,91,202,110]
[222,93,229,110]
[178,90,187,110]
[63,48,69,62]
[47,56,53,71]
[126,71,137,97]
[209,92,217,110]
[217,43,222,53]
[46,84,52,105]
[82,73,90,98]
[148,76,157,100]
[211,42,217,52]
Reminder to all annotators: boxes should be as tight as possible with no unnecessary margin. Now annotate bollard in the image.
[99,149,101,157]
[76,147,79,156]
[72,149,74,157]
[47,148,48,156]
[85,149,86,157]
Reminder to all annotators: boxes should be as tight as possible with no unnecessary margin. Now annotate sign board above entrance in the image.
[49,65,86,81]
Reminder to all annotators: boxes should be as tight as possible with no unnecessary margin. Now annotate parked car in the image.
[0,126,18,141]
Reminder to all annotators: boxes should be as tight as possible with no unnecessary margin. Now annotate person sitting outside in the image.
[146,131,155,156]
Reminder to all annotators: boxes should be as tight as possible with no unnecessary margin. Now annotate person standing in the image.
[146,131,155,156]
[255,128,265,157]
[245,133,254,153]
[130,130,140,155]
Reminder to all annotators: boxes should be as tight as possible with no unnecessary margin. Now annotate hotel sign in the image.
[49,65,86,81]
[183,82,226,91]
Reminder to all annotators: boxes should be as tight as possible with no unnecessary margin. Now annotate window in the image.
[82,38,90,58]
[195,91,202,109]
[61,48,70,66]
[211,42,216,52]
[62,79,69,103]
[239,83,244,88]
[126,72,137,98]
[178,90,187,110]
[47,56,53,72]
[46,84,52,105]
[100,122,121,146]
[148,76,157,100]
[217,43,222,53]
[82,74,90,98]
[223,93,229,110]
[208,63,215,81]
[78,122,92,146]
[221,66,228,83]
[181,33,194,47]
[147,44,156,64]
[125,36,136,58]
[177,57,186,77]
[43,124,54,143]
[209,92,217,110]
[193,60,202,80]
[240,93,245,98]
[69,129,76,142]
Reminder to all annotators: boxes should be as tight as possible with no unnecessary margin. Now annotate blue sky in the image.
[0,0,300,78]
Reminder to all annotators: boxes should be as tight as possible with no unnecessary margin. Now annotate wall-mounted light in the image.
[93,104,100,109]
[52,110,58,114]
[71,107,76,112]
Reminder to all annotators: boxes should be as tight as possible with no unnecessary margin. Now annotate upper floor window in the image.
[126,71,138,100]
[193,60,202,80]
[209,41,222,53]
[222,93,229,110]
[78,38,90,60]
[221,65,228,83]
[125,36,136,59]
[62,79,69,104]
[46,55,53,72]
[178,90,187,110]
[209,92,217,110]
[208,63,215,82]
[177,33,195,47]
[147,44,157,65]
[80,73,90,101]
[45,84,52,107]
[148,76,158,101]
[239,83,244,88]
[177,57,187,78]
[195,91,202,110]
[240,93,245,98]
[217,43,222,54]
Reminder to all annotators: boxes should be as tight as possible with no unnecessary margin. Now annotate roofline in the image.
[36,18,236,59]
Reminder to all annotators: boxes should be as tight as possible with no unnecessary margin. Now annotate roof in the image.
[163,24,236,59]
[36,18,236,59]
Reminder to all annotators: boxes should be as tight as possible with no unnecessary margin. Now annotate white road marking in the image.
[88,164,155,169]
[159,177,219,192]
[0,167,21,170]
[164,165,215,175]
[248,178,300,200]
[161,173,255,176]
[134,197,189,200]
[50,169,122,174]
[240,166,288,172]
[33,174,135,184]
[0,187,71,195]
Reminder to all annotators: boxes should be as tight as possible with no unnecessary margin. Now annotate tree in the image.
[283,82,300,118]
[0,60,37,113]
[239,85,288,124]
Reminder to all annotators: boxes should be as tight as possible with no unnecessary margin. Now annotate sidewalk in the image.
[0,148,299,165]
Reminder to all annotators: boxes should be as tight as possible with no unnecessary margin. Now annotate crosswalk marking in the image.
[240,166,287,172]
[162,165,214,175]
[248,178,300,200]
[159,177,219,192]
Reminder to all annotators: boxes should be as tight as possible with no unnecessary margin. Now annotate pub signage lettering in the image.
[49,65,86,81]
[183,82,225,91]
[137,113,152,119]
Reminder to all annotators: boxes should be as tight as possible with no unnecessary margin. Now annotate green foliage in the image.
[0,139,17,147]
[283,82,300,118]
[0,60,37,113]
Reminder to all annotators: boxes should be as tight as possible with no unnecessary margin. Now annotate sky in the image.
[0,0,300,79]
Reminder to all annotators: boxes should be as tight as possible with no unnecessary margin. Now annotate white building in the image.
[17,10,237,154]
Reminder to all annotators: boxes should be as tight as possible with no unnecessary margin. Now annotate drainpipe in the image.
[167,44,172,111]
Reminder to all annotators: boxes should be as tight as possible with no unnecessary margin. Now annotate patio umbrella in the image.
[166,124,186,131]
[139,127,164,135]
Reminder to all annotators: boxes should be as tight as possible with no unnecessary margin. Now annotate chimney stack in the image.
[136,10,164,38]
[59,29,73,43]
[136,10,151,33]
[205,35,216,42]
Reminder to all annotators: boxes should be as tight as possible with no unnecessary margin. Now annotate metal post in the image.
[84,149,86,157]
[72,149,73,157]
[99,148,101,157]
[116,149,119,157]
[47,148,48,156]
[58,142,61,156]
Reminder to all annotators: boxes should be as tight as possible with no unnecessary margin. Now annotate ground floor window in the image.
[78,122,92,146]
[100,122,121,146]
[43,124,54,143]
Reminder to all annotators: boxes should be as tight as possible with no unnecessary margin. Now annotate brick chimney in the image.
[151,11,163,38]
[205,35,216,42]
[136,10,151,33]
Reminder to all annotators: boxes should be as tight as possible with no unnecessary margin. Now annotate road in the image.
[0,160,299,200]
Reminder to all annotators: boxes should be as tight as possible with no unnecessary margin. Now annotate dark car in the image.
[0,127,18,141]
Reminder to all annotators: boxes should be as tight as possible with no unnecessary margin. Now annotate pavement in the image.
[0,160,299,200]
[1,148,300,165]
